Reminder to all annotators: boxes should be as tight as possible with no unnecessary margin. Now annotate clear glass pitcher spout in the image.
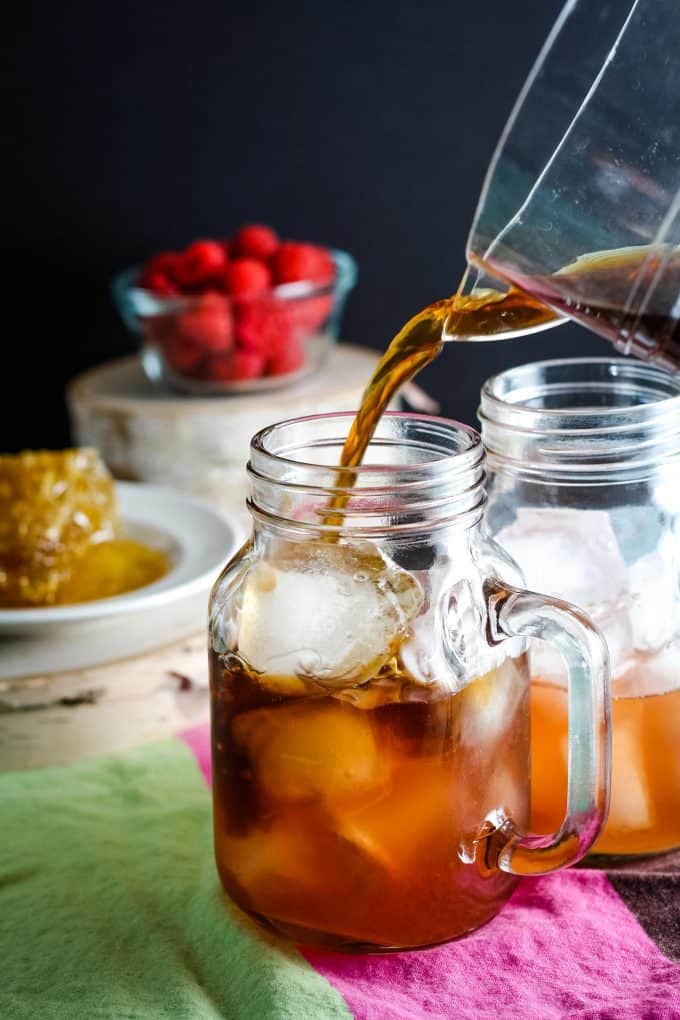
[459,0,680,368]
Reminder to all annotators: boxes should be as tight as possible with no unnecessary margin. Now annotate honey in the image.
[54,539,169,604]
[0,449,168,607]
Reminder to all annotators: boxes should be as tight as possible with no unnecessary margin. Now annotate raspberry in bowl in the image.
[112,225,357,393]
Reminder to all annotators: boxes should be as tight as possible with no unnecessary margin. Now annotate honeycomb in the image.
[0,448,119,607]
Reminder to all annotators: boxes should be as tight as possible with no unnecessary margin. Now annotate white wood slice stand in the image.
[0,632,208,770]
[67,344,388,524]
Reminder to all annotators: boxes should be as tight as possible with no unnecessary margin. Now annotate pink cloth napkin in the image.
[181,723,680,1020]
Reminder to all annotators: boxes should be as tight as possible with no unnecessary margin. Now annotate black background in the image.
[6,0,604,453]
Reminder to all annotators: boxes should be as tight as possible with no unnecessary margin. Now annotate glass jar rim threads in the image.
[479,357,680,485]
[247,411,486,537]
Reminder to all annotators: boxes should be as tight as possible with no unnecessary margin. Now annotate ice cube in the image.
[488,762,528,823]
[496,507,628,606]
[398,570,525,699]
[458,657,528,748]
[219,823,313,901]
[220,808,401,938]
[237,541,423,686]
[232,700,385,802]
[628,541,680,653]
[496,508,633,677]
[587,597,635,676]
[611,646,680,699]
[399,576,477,696]
[331,759,456,870]
[607,714,655,833]
[332,674,431,710]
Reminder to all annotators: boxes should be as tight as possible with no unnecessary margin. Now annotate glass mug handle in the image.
[470,580,611,877]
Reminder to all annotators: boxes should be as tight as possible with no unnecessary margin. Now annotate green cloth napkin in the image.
[0,740,350,1020]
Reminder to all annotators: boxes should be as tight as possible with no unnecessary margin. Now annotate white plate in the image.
[0,483,243,676]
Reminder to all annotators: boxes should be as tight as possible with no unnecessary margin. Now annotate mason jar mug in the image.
[208,412,610,951]
[481,358,680,857]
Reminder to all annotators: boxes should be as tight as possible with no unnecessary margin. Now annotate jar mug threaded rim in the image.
[246,411,486,536]
[479,357,680,483]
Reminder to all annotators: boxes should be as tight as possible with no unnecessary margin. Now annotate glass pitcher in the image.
[450,0,680,366]
[208,412,610,951]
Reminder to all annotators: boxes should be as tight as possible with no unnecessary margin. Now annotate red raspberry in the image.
[266,337,306,376]
[206,348,265,382]
[233,224,280,261]
[140,270,180,296]
[234,297,294,354]
[140,251,183,292]
[175,240,227,289]
[145,251,181,275]
[176,294,233,352]
[271,242,334,286]
[164,337,205,375]
[224,257,272,297]
[145,313,177,346]
[288,294,333,333]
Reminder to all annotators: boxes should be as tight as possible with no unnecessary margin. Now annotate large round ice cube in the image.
[237,541,423,686]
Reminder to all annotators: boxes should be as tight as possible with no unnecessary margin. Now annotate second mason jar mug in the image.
[480,358,680,858]
[209,412,610,951]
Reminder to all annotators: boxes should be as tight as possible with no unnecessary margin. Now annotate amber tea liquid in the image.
[500,246,680,370]
[211,649,529,949]
[531,668,680,856]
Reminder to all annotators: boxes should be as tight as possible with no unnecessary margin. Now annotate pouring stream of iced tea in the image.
[322,280,554,526]
[329,246,680,509]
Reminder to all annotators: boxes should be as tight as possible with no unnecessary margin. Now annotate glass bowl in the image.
[112,249,357,394]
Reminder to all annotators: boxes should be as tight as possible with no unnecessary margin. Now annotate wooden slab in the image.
[67,345,386,518]
[0,632,209,770]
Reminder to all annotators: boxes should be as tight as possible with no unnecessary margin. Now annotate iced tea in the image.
[210,649,529,951]
[531,666,680,856]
